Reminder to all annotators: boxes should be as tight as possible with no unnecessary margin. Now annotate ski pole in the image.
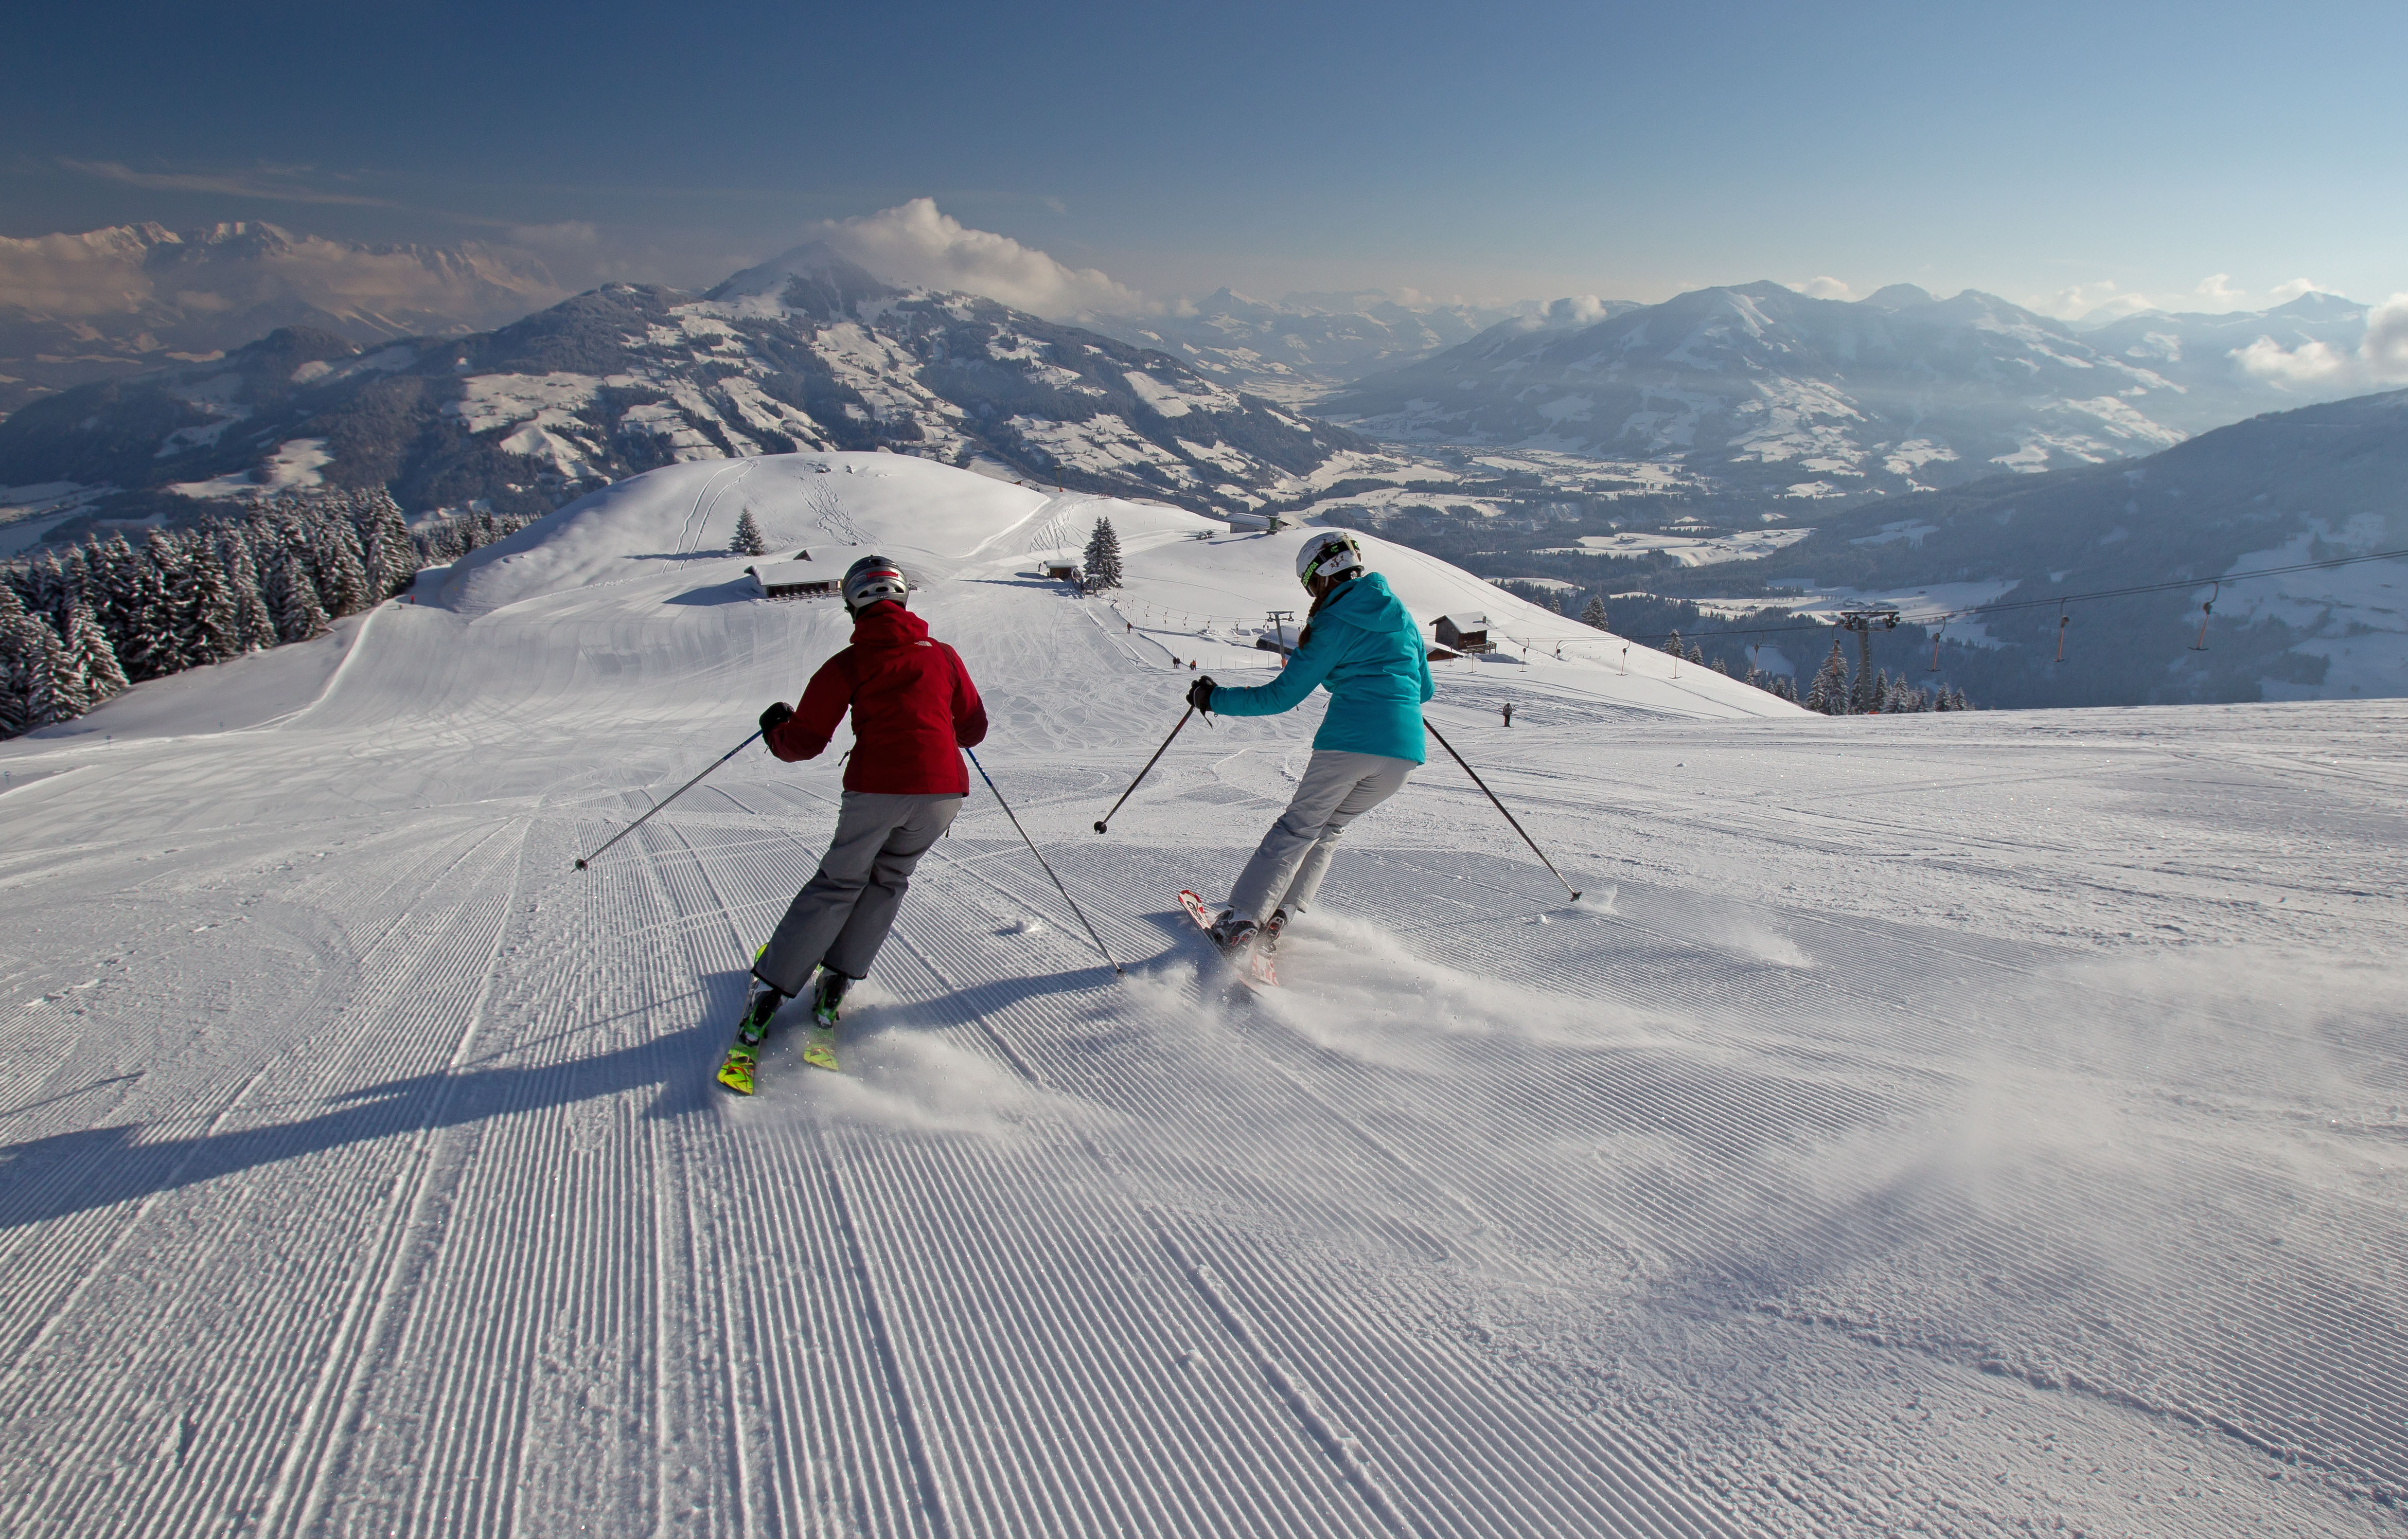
[966,747,1124,974]
[574,729,763,869]
[1421,717,1581,901]
[1092,705,1196,834]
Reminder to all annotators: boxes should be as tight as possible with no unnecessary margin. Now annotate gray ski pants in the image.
[1225,749,1415,926]
[754,791,963,995]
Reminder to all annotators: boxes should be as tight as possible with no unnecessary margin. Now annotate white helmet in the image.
[1295,530,1366,589]
[841,554,909,615]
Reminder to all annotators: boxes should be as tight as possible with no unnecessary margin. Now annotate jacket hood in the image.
[1320,571,1409,632]
[851,602,930,647]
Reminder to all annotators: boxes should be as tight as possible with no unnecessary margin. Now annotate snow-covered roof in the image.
[1437,612,1490,630]
[751,561,820,587]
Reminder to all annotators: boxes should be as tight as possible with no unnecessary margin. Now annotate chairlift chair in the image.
[2190,581,2219,651]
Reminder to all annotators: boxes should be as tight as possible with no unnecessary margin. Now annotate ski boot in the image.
[1258,908,1289,957]
[1208,910,1260,956]
[717,972,787,1096]
[803,969,852,1072]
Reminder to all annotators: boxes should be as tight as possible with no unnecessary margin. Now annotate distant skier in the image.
[1185,531,1433,957]
[1502,702,1513,728]
[721,555,987,1090]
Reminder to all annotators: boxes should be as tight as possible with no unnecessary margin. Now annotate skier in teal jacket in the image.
[1188,530,1435,956]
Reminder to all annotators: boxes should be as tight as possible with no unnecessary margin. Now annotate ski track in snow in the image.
[2,453,2404,1537]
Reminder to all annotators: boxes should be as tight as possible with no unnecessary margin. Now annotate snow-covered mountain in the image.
[0,247,1362,535]
[1317,280,2385,497]
[2072,291,2375,426]
[1088,290,1624,407]
[0,222,561,417]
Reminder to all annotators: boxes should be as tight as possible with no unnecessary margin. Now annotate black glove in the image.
[1187,675,1216,713]
[759,701,794,735]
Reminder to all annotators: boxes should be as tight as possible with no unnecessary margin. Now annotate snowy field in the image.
[3,454,2404,1537]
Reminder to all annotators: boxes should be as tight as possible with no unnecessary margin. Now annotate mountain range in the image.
[1089,290,1628,407]
[0,222,561,417]
[0,246,1360,538]
[1545,385,2408,709]
[1318,281,2378,498]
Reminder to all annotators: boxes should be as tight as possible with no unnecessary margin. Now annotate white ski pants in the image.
[1226,749,1415,926]
[754,791,963,995]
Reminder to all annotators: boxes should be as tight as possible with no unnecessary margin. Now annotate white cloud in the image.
[806,198,1145,319]
[2268,277,2327,303]
[1797,276,1854,301]
[1544,294,1610,325]
[2028,280,2154,321]
[2194,273,2247,308]
[0,224,558,325]
[2230,294,2408,390]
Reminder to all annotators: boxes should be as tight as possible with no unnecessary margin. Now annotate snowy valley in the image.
[2,454,2402,1537]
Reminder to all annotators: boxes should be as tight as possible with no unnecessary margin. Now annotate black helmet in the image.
[841,554,909,615]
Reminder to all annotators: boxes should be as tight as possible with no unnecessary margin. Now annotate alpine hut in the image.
[1433,613,1493,653]
[748,560,838,600]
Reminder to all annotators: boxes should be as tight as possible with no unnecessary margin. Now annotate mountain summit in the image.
[0,250,1360,533]
[1317,280,2381,497]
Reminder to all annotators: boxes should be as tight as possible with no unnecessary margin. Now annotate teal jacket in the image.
[1211,572,1435,762]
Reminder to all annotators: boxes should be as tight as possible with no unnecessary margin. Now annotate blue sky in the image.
[8,0,2404,315]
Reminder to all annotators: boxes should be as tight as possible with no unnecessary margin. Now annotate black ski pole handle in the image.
[1093,705,1195,834]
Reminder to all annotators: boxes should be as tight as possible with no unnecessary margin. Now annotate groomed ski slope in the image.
[3,452,2404,1538]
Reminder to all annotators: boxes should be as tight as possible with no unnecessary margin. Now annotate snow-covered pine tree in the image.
[1579,595,1608,631]
[1710,654,1729,675]
[66,600,128,702]
[33,551,84,634]
[187,536,245,663]
[104,533,173,682]
[267,546,331,643]
[216,525,279,654]
[415,516,462,565]
[1082,516,1123,591]
[311,504,373,617]
[355,489,418,598]
[1660,629,1683,656]
[730,508,769,557]
[1807,639,1850,714]
[2,561,38,618]
[1686,640,1704,665]
[0,587,83,736]
[145,528,199,678]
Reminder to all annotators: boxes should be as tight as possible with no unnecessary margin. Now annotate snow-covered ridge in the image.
[440,453,1793,726]
[1320,281,2379,496]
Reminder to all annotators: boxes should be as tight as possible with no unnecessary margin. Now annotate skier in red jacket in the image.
[720,555,986,1089]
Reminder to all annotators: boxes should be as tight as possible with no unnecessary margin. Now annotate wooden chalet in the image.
[1433,613,1493,652]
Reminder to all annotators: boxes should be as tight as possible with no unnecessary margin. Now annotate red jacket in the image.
[767,603,987,794]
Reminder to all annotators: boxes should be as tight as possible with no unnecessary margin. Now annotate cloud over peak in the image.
[2233,294,2408,390]
[805,199,1145,320]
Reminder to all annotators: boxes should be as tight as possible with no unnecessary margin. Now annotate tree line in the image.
[1,490,536,739]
